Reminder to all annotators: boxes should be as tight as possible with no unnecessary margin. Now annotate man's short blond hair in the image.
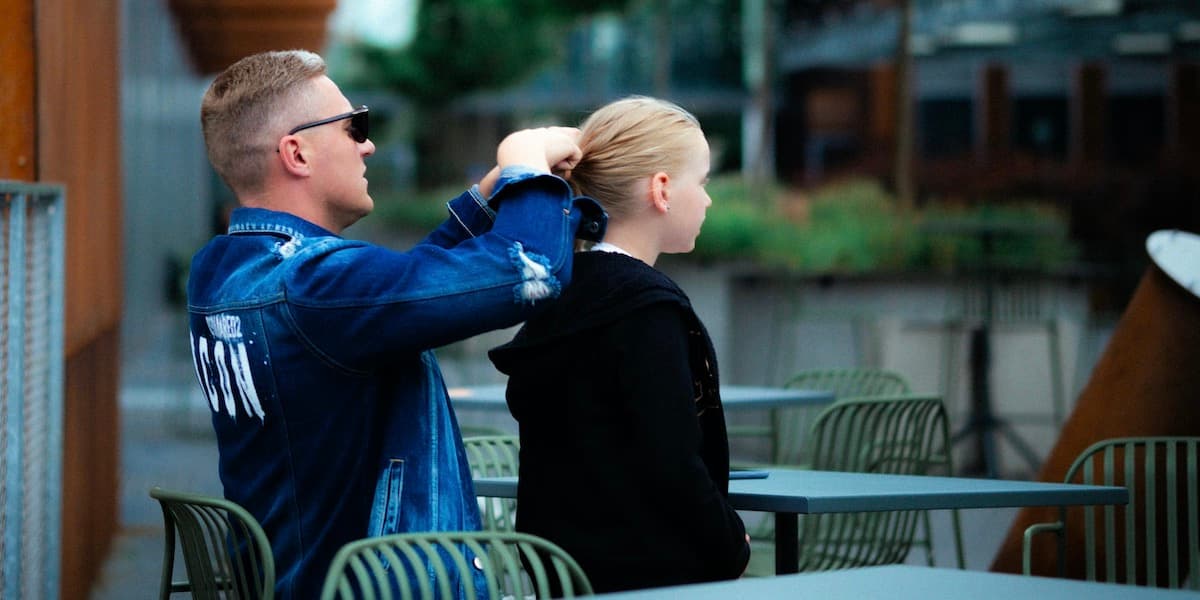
[200,50,327,195]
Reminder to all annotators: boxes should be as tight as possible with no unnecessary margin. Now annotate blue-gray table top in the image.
[473,468,1128,514]
[591,565,1196,599]
[448,384,834,411]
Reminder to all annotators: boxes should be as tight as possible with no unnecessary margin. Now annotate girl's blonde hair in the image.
[569,96,702,220]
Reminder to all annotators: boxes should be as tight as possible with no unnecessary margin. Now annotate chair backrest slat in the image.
[463,435,521,532]
[320,530,593,600]
[1166,441,1180,587]
[1189,445,1200,589]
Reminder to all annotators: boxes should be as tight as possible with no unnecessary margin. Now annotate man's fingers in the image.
[553,148,581,172]
[546,126,581,142]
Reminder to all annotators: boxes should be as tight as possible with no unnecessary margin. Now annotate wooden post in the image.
[1071,63,1106,166]
[976,64,1010,165]
[869,63,898,151]
[1167,62,1200,158]
[893,0,914,210]
[0,0,35,180]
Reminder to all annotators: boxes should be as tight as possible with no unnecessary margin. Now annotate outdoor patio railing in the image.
[1,181,65,599]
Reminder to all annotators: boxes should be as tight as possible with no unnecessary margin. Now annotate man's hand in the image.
[478,127,582,197]
[496,127,581,175]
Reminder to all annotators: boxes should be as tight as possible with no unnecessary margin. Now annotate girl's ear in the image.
[649,171,671,214]
[277,135,311,177]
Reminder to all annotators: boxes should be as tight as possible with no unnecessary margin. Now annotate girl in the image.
[488,96,750,592]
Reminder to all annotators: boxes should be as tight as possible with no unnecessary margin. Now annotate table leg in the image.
[775,512,798,574]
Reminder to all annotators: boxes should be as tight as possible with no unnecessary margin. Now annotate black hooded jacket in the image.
[488,251,750,593]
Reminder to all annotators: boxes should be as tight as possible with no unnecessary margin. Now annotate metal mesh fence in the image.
[0,182,65,600]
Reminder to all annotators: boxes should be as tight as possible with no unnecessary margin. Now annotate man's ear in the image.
[649,171,670,214]
[276,136,311,177]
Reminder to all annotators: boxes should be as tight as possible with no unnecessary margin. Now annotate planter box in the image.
[169,0,338,74]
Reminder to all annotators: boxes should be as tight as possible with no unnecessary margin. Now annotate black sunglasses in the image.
[287,105,369,143]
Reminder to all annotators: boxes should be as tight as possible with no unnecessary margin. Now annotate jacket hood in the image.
[488,252,690,376]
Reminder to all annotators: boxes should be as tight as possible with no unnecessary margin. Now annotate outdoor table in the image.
[448,384,834,411]
[589,564,1194,599]
[473,468,1127,575]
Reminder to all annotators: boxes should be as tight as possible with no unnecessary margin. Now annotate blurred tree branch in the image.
[346,0,632,108]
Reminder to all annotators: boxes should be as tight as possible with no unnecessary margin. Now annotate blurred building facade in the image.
[427,1,1199,300]
[772,0,1200,299]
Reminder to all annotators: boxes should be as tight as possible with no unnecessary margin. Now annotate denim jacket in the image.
[187,169,604,598]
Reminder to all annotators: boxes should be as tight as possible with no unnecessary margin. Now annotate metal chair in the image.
[150,486,275,600]
[1023,437,1200,590]
[770,368,912,466]
[743,370,963,569]
[463,434,521,532]
[730,367,911,467]
[319,530,594,600]
[748,394,965,574]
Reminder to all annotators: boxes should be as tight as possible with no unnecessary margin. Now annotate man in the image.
[186,50,603,597]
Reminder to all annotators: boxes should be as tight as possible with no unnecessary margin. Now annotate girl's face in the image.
[661,130,712,254]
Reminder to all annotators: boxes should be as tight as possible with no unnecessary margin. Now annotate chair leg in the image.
[1047,320,1065,427]
[949,508,966,569]
[158,507,177,600]
[916,510,964,568]
[941,324,963,439]
[919,511,935,566]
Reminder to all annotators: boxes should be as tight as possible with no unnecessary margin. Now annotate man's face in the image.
[290,75,376,231]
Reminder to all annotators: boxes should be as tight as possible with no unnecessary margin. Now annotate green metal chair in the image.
[747,394,965,575]
[462,434,521,532]
[150,486,275,600]
[770,368,912,466]
[742,370,961,570]
[319,530,594,600]
[730,367,911,469]
[1023,437,1200,590]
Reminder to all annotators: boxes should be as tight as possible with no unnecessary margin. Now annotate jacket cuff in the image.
[445,185,497,237]
[490,166,553,205]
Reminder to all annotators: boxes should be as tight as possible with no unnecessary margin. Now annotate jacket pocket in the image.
[368,458,405,537]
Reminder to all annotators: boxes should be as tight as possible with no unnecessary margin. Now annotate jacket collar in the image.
[226,207,338,240]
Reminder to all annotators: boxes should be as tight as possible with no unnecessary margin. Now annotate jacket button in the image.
[586,221,600,233]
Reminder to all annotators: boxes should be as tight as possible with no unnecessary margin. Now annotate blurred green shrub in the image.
[370,176,1078,274]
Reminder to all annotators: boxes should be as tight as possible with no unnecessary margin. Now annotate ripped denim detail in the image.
[273,235,304,259]
[508,242,560,304]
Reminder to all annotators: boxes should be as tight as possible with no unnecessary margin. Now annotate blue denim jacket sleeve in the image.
[420,184,495,248]
[282,170,602,370]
